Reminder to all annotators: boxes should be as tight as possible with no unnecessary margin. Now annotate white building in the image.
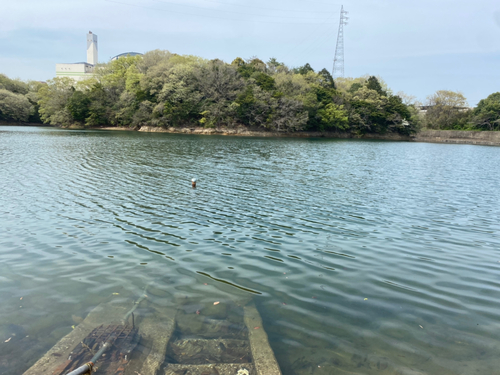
[56,32,98,81]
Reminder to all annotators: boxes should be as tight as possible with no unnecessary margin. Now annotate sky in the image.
[1,0,499,106]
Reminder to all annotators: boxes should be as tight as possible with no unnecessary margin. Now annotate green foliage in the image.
[99,55,143,89]
[366,76,386,96]
[0,74,29,95]
[318,69,336,89]
[67,90,90,122]
[236,63,256,79]
[84,83,109,127]
[293,63,314,75]
[231,57,245,67]
[252,72,275,92]
[318,103,348,131]
[0,89,33,122]
[471,92,500,131]
[0,74,41,123]
[2,48,491,135]
[349,82,363,93]
[37,78,74,126]
[424,90,470,130]
[387,95,411,120]
[235,86,256,125]
[231,57,267,79]
[266,97,308,132]
[342,87,418,135]
[267,58,284,70]
[248,58,266,69]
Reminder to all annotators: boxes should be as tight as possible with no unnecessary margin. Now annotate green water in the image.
[1,126,500,375]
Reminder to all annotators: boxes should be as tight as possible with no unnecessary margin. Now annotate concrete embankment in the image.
[139,126,500,146]
[138,125,411,141]
[413,130,500,146]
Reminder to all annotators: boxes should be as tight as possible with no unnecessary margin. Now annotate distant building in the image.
[56,32,143,81]
[56,32,98,81]
[419,105,471,115]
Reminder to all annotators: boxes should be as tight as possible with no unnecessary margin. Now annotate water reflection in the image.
[1,126,500,374]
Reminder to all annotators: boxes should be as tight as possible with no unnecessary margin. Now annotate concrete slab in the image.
[23,302,128,375]
[168,338,251,364]
[22,302,176,375]
[138,313,175,375]
[164,363,256,375]
[244,304,282,375]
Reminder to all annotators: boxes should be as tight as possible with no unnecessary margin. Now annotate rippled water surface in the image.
[1,126,500,375]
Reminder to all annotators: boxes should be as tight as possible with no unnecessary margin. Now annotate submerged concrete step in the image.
[168,338,251,365]
[164,363,255,375]
[23,300,282,375]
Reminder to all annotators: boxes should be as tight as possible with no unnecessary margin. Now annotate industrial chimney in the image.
[86,31,98,66]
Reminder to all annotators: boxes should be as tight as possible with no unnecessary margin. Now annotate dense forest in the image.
[0,75,43,123]
[1,50,499,133]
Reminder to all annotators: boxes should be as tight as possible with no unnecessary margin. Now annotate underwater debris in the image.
[52,324,140,375]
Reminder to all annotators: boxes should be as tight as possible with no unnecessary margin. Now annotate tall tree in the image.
[425,90,470,130]
[67,90,91,122]
[318,69,336,89]
[366,76,386,96]
[0,89,33,122]
[37,78,74,126]
[471,92,500,131]
[292,63,314,75]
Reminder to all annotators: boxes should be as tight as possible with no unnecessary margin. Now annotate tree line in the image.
[1,50,499,133]
[0,74,43,123]
[421,90,500,131]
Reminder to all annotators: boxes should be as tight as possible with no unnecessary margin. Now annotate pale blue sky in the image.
[1,0,499,105]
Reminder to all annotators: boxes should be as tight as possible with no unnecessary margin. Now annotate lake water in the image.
[1,126,500,375]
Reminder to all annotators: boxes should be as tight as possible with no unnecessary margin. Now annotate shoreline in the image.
[137,125,413,141]
[134,126,500,146]
[413,130,500,147]
[0,121,48,127]
[2,123,500,146]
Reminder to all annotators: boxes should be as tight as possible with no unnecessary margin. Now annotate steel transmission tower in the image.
[332,5,348,78]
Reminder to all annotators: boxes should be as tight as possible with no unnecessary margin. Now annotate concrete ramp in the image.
[24,299,281,375]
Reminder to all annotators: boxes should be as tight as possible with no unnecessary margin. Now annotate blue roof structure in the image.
[111,52,143,61]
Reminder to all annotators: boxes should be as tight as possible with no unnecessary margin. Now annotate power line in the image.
[165,0,337,14]
[104,0,332,24]
[104,0,344,66]
[105,0,332,24]
[150,0,333,18]
[279,13,339,63]
[292,0,342,5]
[289,23,338,67]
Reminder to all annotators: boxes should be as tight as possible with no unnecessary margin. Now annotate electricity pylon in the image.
[332,5,348,78]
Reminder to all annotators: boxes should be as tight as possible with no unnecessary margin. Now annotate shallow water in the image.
[1,126,500,375]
